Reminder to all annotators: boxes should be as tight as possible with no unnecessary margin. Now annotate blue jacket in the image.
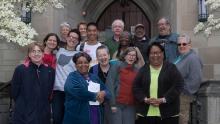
[63,71,111,124]
[11,62,55,124]
[151,33,179,63]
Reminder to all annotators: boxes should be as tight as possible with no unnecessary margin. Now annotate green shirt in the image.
[104,37,119,58]
[147,65,161,116]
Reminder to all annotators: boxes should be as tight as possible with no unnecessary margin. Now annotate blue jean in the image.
[111,104,136,124]
[52,90,65,124]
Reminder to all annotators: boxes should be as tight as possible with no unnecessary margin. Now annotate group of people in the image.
[11,17,203,124]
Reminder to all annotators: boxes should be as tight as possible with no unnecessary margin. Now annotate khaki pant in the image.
[179,94,193,124]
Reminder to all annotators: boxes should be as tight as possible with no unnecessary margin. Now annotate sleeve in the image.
[185,57,203,94]
[64,73,97,102]
[112,51,118,60]
[105,63,119,106]
[134,47,145,68]
[163,64,184,103]
[133,67,146,103]
[11,66,23,101]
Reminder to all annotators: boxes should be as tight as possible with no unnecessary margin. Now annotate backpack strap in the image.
[79,42,85,51]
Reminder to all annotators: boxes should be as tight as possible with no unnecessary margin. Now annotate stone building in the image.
[0,0,220,82]
[0,1,220,124]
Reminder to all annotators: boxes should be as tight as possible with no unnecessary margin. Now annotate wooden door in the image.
[97,0,151,37]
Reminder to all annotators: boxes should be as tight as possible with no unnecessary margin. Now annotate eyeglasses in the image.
[178,43,189,46]
[30,50,42,55]
[127,53,136,58]
[68,36,79,40]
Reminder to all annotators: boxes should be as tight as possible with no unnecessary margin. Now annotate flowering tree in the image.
[0,0,64,46]
[194,0,220,37]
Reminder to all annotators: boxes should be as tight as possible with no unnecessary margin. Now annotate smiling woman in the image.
[63,52,110,124]
[52,29,80,124]
[106,47,144,124]
[133,42,183,124]
[11,42,55,124]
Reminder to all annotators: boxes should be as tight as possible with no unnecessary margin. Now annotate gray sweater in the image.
[175,50,203,95]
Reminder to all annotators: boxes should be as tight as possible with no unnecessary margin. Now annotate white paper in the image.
[88,80,100,105]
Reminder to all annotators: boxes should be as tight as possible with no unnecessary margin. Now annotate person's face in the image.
[135,27,145,39]
[178,37,191,54]
[97,49,110,66]
[67,32,79,48]
[112,22,124,36]
[45,36,57,50]
[119,38,130,47]
[125,51,137,65]
[75,56,90,75]
[79,24,87,37]
[60,26,70,39]
[149,46,164,67]
[87,25,98,41]
[28,46,43,64]
[157,18,170,36]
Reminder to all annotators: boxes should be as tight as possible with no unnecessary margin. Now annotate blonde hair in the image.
[27,42,44,54]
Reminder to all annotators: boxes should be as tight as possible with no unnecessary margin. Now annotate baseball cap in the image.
[135,24,145,30]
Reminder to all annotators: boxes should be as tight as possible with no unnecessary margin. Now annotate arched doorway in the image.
[97,0,151,37]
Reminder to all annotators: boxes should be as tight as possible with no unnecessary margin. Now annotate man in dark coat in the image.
[133,24,150,62]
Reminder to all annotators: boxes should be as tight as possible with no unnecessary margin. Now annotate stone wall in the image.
[176,0,220,80]
[0,41,26,82]
[1,0,220,82]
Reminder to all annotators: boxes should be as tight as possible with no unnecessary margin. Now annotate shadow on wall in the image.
[0,82,12,124]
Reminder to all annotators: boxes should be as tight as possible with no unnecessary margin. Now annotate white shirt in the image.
[77,42,102,66]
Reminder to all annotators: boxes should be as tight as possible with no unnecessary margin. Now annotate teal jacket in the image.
[63,71,111,124]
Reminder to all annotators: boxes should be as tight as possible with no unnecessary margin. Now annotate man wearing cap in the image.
[133,24,150,62]
[150,17,179,63]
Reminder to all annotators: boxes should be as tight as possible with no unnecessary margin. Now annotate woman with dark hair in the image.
[11,42,55,124]
[112,31,133,60]
[52,29,80,124]
[23,33,59,69]
[112,31,144,68]
[106,47,144,124]
[63,52,110,124]
[133,42,183,124]
[42,33,60,69]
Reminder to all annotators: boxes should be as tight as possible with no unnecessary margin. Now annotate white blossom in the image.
[194,0,220,37]
[0,0,64,46]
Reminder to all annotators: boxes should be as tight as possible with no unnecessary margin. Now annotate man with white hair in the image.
[104,19,124,58]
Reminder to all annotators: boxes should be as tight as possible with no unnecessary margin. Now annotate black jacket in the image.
[11,62,55,124]
[133,61,183,118]
[133,36,150,62]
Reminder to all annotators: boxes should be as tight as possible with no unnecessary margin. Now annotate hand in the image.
[111,107,117,113]
[144,97,157,104]
[151,98,164,107]
[96,91,105,103]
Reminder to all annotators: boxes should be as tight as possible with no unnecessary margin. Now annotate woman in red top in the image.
[106,47,144,124]
[43,33,60,69]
